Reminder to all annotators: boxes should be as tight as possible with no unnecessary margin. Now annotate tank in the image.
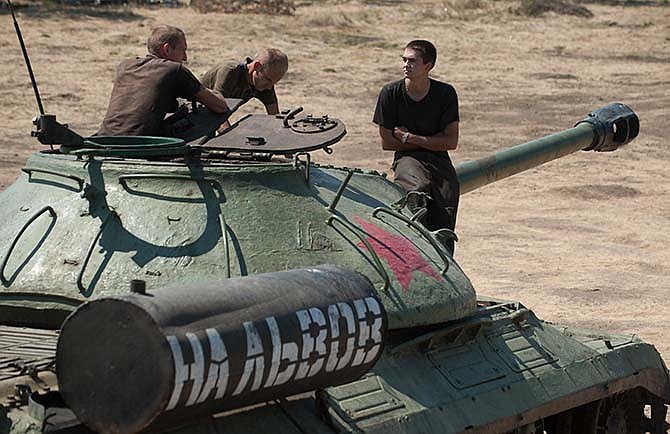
[2,9,669,433]
[1,96,669,434]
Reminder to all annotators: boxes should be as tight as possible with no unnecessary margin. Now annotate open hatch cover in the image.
[200,108,346,156]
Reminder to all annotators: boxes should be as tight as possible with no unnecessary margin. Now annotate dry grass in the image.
[172,0,297,14]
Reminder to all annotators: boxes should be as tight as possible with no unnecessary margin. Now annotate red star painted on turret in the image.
[353,216,443,291]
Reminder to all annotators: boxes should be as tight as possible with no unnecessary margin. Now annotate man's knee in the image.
[393,157,431,192]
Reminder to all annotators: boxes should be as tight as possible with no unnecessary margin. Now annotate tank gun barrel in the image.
[455,103,639,194]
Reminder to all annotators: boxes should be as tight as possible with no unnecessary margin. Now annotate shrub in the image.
[518,0,593,17]
[190,0,295,15]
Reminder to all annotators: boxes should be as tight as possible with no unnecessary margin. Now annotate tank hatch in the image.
[201,108,346,156]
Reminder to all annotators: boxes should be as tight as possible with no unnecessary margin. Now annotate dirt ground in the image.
[1,0,669,364]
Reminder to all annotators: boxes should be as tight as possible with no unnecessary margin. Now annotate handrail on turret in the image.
[1,206,57,286]
[326,215,390,293]
[372,207,452,274]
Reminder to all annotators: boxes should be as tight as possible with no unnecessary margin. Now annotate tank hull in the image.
[3,300,669,433]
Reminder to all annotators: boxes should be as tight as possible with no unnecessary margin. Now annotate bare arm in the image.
[194,88,229,114]
[265,102,279,115]
[396,122,459,152]
[379,122,459,152]
[379,126,416,151]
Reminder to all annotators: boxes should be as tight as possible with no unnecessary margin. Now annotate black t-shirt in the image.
[200,57,277,107]
[372,78,459,138]
[97,55,203,136]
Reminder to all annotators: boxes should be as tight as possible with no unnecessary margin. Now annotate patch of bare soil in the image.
[1,0,669,376]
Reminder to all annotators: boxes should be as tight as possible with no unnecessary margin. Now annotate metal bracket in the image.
[6,384,32,409]
[410,207,427,223]
[31,115,84,147]
[290,115,338,134]
[292,152,311,183]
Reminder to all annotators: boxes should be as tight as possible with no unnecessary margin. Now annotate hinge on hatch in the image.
[5,384,31,409]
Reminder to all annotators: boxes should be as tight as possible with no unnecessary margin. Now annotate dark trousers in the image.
[392,150,460,250]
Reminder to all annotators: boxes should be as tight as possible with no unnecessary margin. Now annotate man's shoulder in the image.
[123,55,184,73]
[140,57,200,87]
[381,79,405,93]
[118,56,149,70]
[429,78,457,95]
[378,79,405,101]
[202,61,244,86]
[208,60,244,76]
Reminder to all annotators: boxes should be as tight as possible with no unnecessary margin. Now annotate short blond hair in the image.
[255,48,288,76]
[147,25,185,57]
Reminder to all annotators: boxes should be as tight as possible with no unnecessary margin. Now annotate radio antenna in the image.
[7,0,45,115]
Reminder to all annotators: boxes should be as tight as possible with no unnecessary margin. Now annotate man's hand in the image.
[393,126,410,143]
[379,122,459,152]
[380,126,414,151]
[216,120,232,135]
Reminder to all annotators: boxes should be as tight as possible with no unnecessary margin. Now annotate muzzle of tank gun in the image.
[56,265,387,434]
[576,102,640,152]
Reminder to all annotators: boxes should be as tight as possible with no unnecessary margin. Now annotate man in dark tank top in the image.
[373,39,460,253]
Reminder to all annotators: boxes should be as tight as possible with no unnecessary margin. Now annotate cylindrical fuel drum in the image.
[56,265,387,434]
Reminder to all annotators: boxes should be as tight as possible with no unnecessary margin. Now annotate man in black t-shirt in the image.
[98,25,229,137]
[373,39,460,253]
